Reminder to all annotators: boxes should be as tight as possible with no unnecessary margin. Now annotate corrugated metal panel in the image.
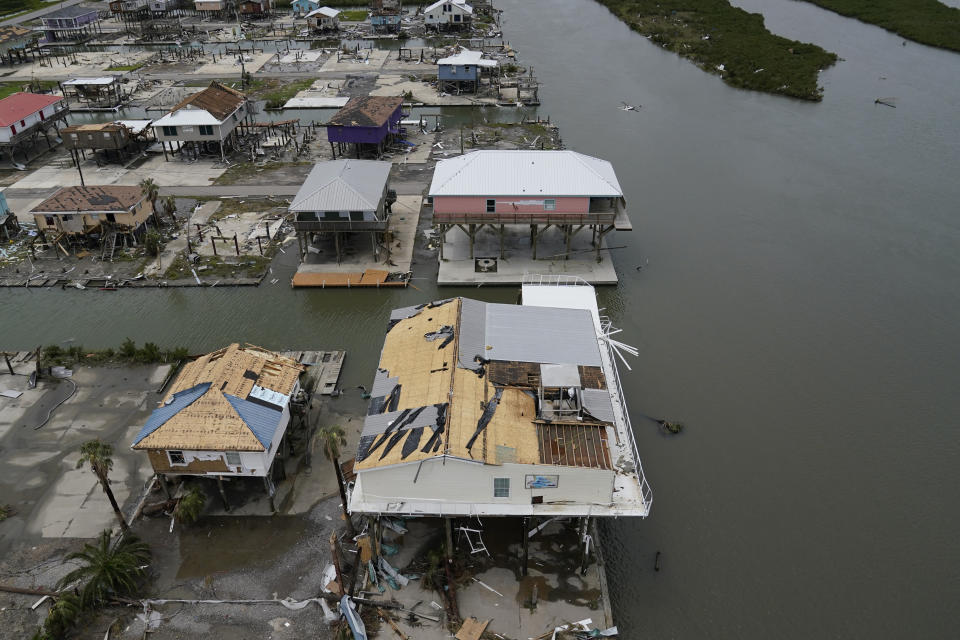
[248,384,290,409]
[483,303,601,366]
[289,160,390,213]
[429,150,623,197]
[457,297,486,369]
[223,394,283,450]
[540,363,580,387]
[581,388,615,423]
[131,382,210,446]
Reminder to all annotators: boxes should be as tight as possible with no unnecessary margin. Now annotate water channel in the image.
[3,0,959,636]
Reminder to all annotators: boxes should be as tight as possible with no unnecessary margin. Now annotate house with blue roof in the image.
[131,344,305,498]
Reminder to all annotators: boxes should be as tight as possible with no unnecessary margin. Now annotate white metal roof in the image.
[429,150,624,197]
[425,0,473,13]
[289,160,390,212]
[152,107,221,127]
[306,6,340,17]
[437,48,497,68]
[62,77,117,86]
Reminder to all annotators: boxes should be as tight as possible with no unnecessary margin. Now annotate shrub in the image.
[120,338,137,359]
[144,231,162,257]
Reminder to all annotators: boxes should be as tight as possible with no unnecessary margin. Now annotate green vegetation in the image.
[77,440,129,531]
[105,62,145,72]
[340,10,369,21]
[174,486,206,524]
[0,80,58,100]
[594,0,838,100]
[0,0,55,20]
[245,77,315,109]
[274,0,360,7]
[41,341,189,367]
[799,0,960,52]
[57,530,151,607]
[0,504,13,521]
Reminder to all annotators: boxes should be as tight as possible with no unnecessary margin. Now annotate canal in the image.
[3,0,959,636]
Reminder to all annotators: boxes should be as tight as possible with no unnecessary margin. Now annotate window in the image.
[106,213,116,223]
[103,131,111,138]
[10,125,15,135]
[168,450,186,465]
[493,477,510,498]
[199,125,214,136]
[69,133,78,139]
[544,199,556,211]
[225,451,242,466]
[454,13,461,22]
[20,120,25,127]
[162,126,177,136]
[349,211,364,221]
[486,199,496,213]
[45,216,54,226]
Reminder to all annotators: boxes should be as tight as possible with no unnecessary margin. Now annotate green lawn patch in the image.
[0,0,57,21]
[798,0,960,53]
[340,10,369,22]
[105,62,145,72]
[245,77,315,108]
[594,0,838,101]
[0,80,58,100]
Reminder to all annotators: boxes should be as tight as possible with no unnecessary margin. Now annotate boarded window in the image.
[486,199,496,213]
[544,199,556,211]
[225,451,241,466]
[168,450,186,465]
[493,477,510,498]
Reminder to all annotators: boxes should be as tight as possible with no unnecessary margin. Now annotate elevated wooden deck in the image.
[290,268,408,288]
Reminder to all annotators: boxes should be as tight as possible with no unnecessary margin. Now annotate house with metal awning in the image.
[348,276,651,520]
[131,344,305,508]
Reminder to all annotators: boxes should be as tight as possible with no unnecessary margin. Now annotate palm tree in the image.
[317,423,354,534]
[34,591,83,640]
[57,530,151,608]
[139,178,160,228]
[76,440,128,531]
[173,486,205,525]
[161,194,178,223]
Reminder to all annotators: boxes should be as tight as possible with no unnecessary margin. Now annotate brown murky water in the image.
[2,0,959,636]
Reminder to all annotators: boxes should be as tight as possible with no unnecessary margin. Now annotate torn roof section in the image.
[131,343,304,452]
[355,296,617,472]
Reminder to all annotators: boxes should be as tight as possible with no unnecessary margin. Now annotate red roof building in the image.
[0,92,64,128]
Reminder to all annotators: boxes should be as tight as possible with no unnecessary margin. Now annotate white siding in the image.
[358,457,614,509]
[0,100,65,143]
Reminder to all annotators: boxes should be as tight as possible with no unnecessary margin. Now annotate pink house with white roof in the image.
[428,149,632,260]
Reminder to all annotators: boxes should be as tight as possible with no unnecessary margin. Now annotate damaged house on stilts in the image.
[131,344,307,512]
[348,275,651,587]
[151,81,251,163]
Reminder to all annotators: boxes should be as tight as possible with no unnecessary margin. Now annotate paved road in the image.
[0,0,83,26]
[157,185,301,197]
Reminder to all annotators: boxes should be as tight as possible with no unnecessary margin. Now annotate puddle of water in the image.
[176,515,306,579]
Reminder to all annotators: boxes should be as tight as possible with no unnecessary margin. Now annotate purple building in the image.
[325,96,406,159]
[41,6,101,44]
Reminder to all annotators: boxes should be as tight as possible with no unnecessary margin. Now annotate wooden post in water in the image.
[521,516,529,576]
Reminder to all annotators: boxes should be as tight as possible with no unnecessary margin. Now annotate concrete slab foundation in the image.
[436,224,621,285]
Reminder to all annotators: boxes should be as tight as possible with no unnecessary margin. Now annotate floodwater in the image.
[3,0,960,636]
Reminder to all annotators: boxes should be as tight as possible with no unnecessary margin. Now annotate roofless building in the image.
[349,276,651,571]
[132,344,306,510]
